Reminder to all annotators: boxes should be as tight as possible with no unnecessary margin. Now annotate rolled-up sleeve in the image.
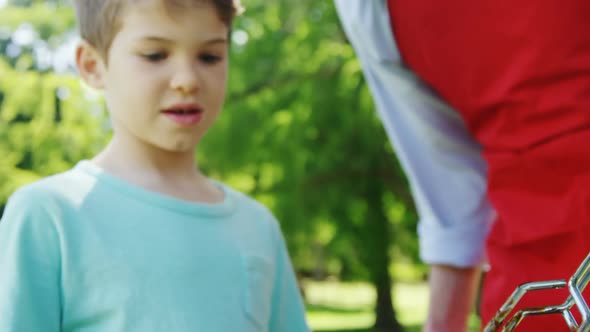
[334,0,496,267]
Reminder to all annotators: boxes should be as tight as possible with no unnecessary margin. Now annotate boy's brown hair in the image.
[73,0,244,59]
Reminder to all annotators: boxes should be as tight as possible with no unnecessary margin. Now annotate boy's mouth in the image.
[162,104,204,126]
[162,104,203,114]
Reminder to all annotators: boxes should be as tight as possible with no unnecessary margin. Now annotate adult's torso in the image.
[387,0,590,329]
[388,0,590,151]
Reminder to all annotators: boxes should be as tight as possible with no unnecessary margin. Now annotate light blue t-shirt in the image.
[0,161,310,332]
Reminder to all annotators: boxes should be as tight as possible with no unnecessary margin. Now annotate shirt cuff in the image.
[418,217,493,268]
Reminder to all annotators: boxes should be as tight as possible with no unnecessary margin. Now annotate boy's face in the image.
[77,1,229,154]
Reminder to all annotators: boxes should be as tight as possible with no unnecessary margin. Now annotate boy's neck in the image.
[95,136,199,176]
[90,136,224,204]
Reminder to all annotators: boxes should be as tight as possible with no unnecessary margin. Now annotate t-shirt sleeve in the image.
[334,0,496,267]
[267,219,311,332]
[0,187,62,331]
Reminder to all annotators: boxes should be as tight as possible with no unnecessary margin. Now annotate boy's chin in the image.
[160,140,199,153]
[137,136,198,154]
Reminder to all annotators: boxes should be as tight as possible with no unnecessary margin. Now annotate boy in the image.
[0,1,310,331]
[334,0,590,331]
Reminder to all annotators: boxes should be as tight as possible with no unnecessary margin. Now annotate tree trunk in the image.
[365,169,404,332]
[373,262,402,331]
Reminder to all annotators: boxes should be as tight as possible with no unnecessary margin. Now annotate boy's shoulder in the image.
[7,164,94,212]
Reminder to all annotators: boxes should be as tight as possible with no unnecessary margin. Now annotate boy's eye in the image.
[141,52,168,62]
[199,54,222,64]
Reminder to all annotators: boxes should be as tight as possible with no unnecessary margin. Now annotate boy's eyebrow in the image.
[138,36,228,45]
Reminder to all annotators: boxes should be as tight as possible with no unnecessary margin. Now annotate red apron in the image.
[387,0,590,330]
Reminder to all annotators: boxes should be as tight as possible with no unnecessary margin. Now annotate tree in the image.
[200,1,419,330]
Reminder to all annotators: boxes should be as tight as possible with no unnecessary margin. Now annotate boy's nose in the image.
[170,68,200,95]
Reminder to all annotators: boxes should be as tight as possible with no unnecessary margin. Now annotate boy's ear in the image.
[75,40,106,90]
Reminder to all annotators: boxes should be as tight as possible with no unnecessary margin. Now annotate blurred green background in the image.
[0,1,481,331]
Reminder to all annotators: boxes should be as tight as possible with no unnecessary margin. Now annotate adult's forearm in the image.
[422,264,482,332]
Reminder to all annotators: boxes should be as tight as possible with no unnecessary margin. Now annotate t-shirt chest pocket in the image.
[241,255,274,331]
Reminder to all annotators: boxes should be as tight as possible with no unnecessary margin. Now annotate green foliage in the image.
[201,0,421,280]
[0,2,75,39]
[0,3,76,73]
[0,56,109,208]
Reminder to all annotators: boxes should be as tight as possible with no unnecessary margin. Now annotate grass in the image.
[304,279,481,332]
